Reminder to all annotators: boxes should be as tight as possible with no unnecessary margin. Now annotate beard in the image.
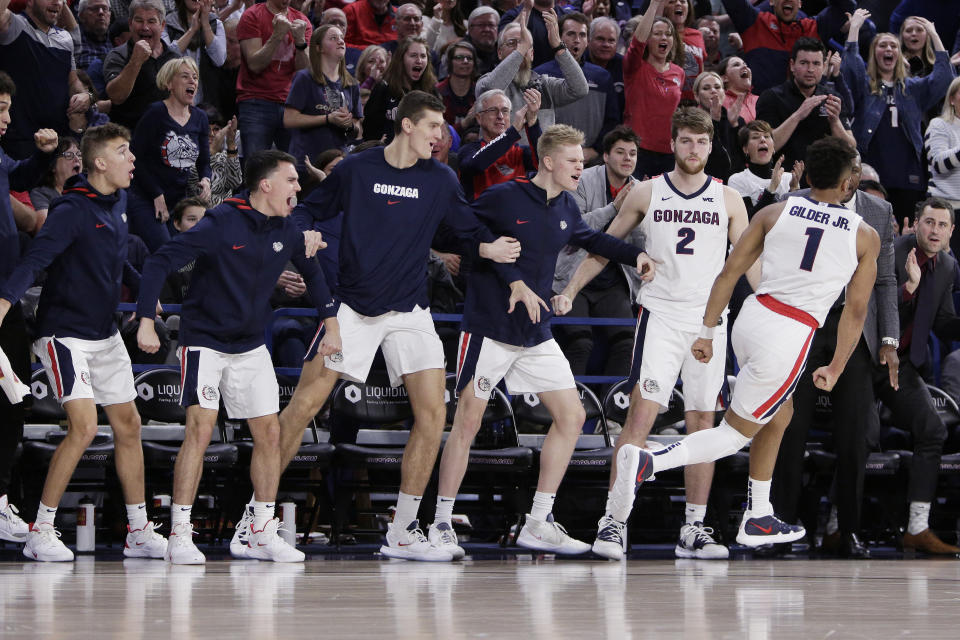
[675,153,707,175]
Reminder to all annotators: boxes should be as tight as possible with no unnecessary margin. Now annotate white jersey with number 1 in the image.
[638,174,729,331]
[756,195,862,327]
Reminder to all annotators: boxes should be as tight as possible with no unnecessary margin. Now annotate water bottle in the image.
[76,497,95,553]
[280,502,297,546]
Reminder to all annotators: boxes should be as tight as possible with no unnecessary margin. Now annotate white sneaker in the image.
[165,523,205,565]
[246,518,306,563]
[124,522,168,559]
[592,514,628,560]
[380,520,454,562]
[675,522,729,559]
[23,524,74,562]
[0,494,29,542]
[516,515,591,555]
[230,505,254,559]
[427,522,465,560]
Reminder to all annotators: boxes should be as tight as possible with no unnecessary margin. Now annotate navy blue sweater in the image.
[137,195,337,354]
[1,146,53,280]
[0,175,139,340]
[130,101,211,206]
[463,178,641,347]
[293,147,520,316]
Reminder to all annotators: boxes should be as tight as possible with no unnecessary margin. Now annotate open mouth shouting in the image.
[779,1,797,20]
[410,64,425,80]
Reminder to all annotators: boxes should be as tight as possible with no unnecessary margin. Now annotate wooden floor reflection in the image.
[2,554,960,638]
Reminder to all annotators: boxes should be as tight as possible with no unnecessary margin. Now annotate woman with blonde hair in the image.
[842,9,951,218]
[129,57,211,251]
[284,24,361,169]
[899,15,937,78]
[692,70,737,181]
[925,75,960,253]
[355,45,388,90]
[362,36,438,143]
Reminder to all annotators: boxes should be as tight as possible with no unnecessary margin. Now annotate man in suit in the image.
[884,198,960,554]
[764,155,900,558]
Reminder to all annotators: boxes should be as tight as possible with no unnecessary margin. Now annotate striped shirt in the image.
[925,117,960,202]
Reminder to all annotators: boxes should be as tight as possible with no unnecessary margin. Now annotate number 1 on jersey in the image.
[799,227,824,271]
[676,227,695,255]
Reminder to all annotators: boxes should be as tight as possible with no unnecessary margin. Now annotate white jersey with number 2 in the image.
[756,195,862,326]
[638,174,729,331]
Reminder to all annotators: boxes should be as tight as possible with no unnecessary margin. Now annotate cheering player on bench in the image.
[427,124,656,558]
[0,124,168,562]
[136,150,335,564]
[611,137,880,554]
[561,108,754,560]
[271,91,522,562]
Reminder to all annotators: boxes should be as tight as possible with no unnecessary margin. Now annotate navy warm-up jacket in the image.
[463,178,642,347]
[0,174,138,340]
[137,195,337,354]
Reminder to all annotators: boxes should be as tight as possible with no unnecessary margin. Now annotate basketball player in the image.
[560,108,754,560]
[0,124,168,562]
[427,125,656,558]
[235,91,522,562]
[136,150,336,564]
[611,137,880,554]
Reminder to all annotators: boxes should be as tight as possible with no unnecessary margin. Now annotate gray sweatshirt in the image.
[475,50,588,144]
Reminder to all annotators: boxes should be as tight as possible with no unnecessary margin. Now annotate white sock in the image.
[252,500,275,530]
[685,503,707,525]
[126,502,148,530]
[652,420,750,473]
[434,496,455,526]
[746,477,773,517]
[171,503,192,529]
[825,505,839,535]
[908,501,931,536]
[394,492,422,529]
[529,491,555,522]
[35,501,57,527]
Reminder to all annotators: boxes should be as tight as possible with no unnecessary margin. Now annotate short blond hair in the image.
[156,57,200,91]
[537,124,585,161]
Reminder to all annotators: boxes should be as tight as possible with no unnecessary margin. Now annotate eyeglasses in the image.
[452,54,474,62]
[478,107,511,117]
[398,15,423,22]
[61,151,82,160]
[84,6,110,13]
[502,38,520,49]
[471,21,498,29]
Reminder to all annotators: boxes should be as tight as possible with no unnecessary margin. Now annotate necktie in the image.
[910,260,936,368]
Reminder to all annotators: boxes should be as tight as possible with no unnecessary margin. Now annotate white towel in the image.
[0,345,30,404]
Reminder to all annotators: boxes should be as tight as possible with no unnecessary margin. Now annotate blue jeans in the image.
[237,98,290,161]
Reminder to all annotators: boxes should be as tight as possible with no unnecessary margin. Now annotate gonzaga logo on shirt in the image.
[373,183,420,198]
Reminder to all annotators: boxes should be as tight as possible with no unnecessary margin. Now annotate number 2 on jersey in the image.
[799,227,824,271]
[676,227,695,255]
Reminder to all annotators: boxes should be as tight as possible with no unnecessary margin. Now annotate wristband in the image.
[698,324,715,340]
[295,41,308,50]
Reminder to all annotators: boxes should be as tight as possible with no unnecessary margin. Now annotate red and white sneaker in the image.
[246,518,305,563]
[23,523,74,562]
[124,521,168,559]
[165,523,205,565]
